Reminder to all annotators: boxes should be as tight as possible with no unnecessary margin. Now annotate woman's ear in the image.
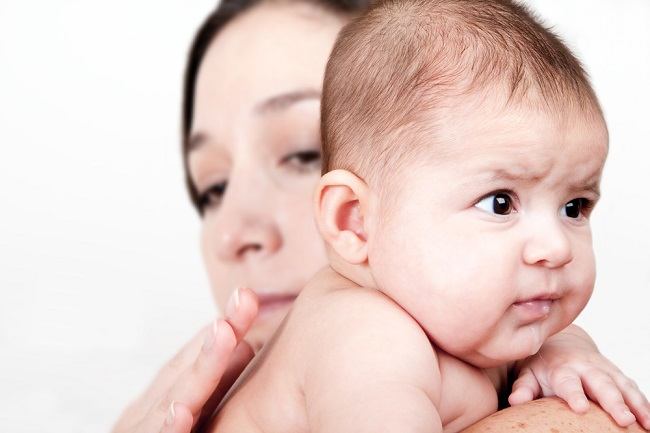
[314,169,369,264]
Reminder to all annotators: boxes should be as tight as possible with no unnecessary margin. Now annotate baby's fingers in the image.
[508,368,541,405]
[614,375,650,430]
[549,366,589,413]
[583,370,637,427]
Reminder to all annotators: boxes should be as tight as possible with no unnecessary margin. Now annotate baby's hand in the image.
[509,325,650,430]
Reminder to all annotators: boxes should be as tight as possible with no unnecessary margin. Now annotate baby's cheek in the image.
[562,259,596,324]
[575,252,596,298]
[573,235,597,286]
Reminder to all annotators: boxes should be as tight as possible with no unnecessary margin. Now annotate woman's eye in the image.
[561,198,590,219]
[198,181,227,212]
[281,150,321,172]
[475,192,515,215]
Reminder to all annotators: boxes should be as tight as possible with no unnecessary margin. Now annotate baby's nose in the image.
[521,218,573,268]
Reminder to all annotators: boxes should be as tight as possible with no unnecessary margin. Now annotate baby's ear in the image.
[314,169,369,264]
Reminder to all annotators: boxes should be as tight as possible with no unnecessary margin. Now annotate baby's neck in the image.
[327,253,378,290]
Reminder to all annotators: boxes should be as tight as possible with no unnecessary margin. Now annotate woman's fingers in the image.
[111,324,210,433]
[152,288,259,431]
[582,370,637,427]
[224,287,259,342]
[113,288,259,433]
[159,402,193,433]
[192,341,256,430]
[141,324,209,409]
[187,289,259,429]
[175,320,239,407]
[508,367,541,405]
[147,287,257,404]
[137,320,237,433]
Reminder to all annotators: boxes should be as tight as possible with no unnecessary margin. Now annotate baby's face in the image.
[367,97,608,367]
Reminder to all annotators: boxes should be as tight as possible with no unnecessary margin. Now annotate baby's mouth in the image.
[512,298,555,323]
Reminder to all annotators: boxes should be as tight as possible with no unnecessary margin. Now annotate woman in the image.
[112,0,650,432]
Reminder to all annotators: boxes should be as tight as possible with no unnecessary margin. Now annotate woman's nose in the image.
[215,215,282,262]
[522,217,574,268]
[209,168,284,262]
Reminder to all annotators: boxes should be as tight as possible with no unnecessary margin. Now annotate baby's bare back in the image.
[210,267,501,433]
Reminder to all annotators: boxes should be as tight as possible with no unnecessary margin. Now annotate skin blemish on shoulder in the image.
[517,421,527,428]
[550,428,560,433]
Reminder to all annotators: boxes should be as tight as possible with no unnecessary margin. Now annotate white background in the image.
[0,1,648,432]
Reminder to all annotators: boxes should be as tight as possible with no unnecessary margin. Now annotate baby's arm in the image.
[302,289,443,433]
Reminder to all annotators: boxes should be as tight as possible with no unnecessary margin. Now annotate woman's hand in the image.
[509,324,650,430]
[111,288,259,433]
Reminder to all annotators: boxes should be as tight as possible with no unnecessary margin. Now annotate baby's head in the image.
[315,0,609,367]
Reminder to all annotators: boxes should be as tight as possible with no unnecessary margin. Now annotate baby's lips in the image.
[512,299,553,322]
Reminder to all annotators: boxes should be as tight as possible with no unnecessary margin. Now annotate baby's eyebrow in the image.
[465,167,602,198]
[455,167,539,191]
[482,167,547,184]
[568,180,601,199]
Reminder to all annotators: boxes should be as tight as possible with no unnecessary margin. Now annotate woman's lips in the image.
[255,292,298,319]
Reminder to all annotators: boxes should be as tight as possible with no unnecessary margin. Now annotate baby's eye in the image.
[475,192,515,215]
[198,181,227,212]
[281,150,321,173]
[561,198,591,219]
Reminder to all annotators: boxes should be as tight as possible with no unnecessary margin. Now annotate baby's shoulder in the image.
[291,285,441,395]
[300,285,431,347]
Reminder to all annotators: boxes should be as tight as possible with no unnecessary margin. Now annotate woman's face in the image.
[187,2,348,349]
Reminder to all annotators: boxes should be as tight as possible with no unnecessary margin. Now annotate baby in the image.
[210,0,613,431]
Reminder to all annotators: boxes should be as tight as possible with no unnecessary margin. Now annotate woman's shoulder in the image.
[461,397,646,433]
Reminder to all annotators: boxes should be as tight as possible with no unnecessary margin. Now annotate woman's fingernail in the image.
[225,287,241,319]
[202,319,218,352]
[165,401,176,426]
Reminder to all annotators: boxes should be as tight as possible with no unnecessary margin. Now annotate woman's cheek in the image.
[281,178,328,264]
[200,216,232,310]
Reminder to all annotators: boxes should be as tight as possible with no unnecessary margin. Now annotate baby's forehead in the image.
[406,93,608,177]
[436,87,605,144]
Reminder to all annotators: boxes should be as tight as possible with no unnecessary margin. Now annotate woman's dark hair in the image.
[181,0,370,213]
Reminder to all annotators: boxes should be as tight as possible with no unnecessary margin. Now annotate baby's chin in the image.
[446,324,550,368]
[526,322,549,352]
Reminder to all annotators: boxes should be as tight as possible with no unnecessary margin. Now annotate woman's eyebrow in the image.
[254,88,321,115]
[188,89,321,153]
